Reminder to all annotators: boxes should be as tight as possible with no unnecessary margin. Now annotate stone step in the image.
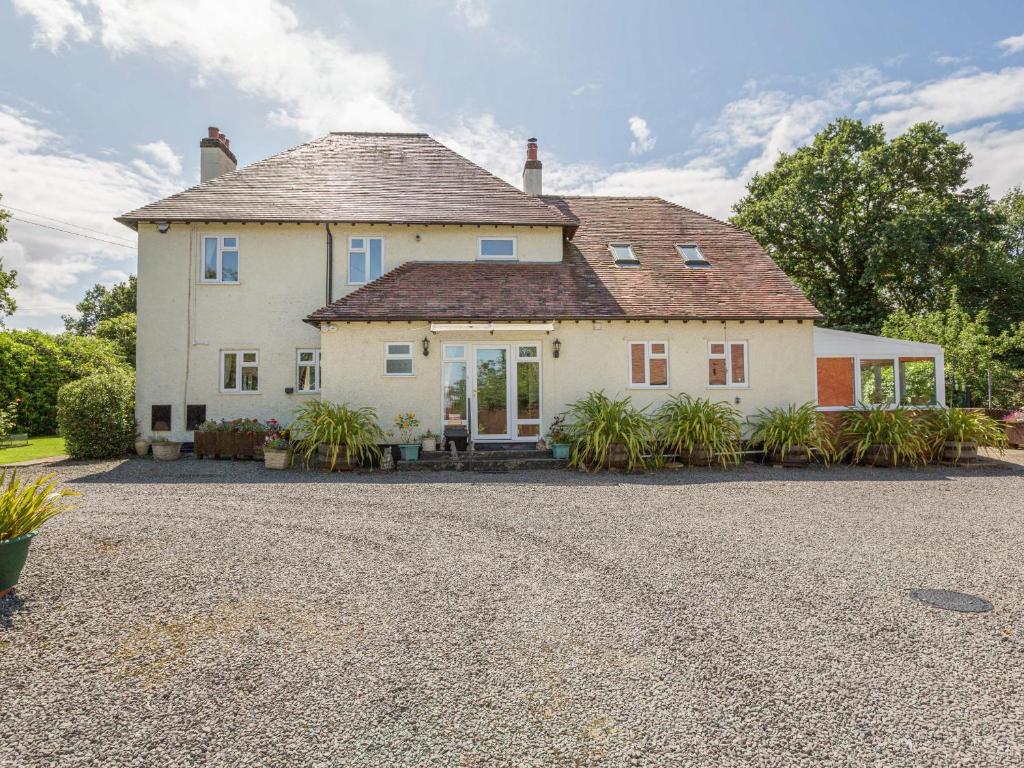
[421,449,552,461]
[398,456,568,472]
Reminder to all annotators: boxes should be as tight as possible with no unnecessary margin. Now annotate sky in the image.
[2,0,1024,332]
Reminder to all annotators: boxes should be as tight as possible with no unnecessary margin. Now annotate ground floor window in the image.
[708,341,746,387]
[816,354,940,409]
[629,341,669,387]
[899,357,938,405]
[384,342,414,376]
[297,349,320,392]
[221,350,259,393]
[860,358,896,405]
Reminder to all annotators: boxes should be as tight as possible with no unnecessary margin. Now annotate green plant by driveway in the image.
[654,394,742,467]
[291,401,383,471]
[563,391,653,472]
[842,406,929,467]
[748,402,836,465]
[920,408,1007,463]
[56,370,135,459]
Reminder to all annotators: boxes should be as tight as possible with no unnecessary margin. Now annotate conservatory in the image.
[813,328,946,410]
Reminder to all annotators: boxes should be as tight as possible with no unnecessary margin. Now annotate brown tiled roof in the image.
[306,196,822,322]
[117,132,575,228]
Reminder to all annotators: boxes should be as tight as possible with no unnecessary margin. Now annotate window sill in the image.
[383,373,415,378]
[219,390,261,395]
[628,384,670,389]
[706,384,749,390]
[200,280,240,285]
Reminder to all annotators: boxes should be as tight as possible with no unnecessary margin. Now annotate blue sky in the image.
[2,0,1024,330]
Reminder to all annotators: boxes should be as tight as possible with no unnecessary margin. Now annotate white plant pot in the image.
[134,439,150,457]
[421,437,437,453]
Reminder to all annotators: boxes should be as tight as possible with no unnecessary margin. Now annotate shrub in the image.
[563,391,653,471]
[747,402,836,465]
[842,406,929,467]
[0,470,79,541]
[0,398,18,440]
[920,408,1007,461]
[654,394,743,467]
[291,401,384,470]
[56,370,136,459]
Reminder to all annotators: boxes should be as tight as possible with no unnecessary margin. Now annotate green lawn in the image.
[0,436,67,465]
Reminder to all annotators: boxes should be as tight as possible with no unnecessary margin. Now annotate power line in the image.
[1,205,135,244]
[6,216,137,250]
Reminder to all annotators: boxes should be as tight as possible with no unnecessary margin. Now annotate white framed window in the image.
[297,349,320,392]
[628,341,669,388]
[677,243,710,268]
[384,342,414,376]
[708,341,748,388]
[201,235,240,283]
[478,237,517,260]
[348,236,384,285]
[221,350,259,393]
[514,343,542,438]
[609,242,638,267]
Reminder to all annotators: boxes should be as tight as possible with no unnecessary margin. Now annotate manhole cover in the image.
[910,589,992,613]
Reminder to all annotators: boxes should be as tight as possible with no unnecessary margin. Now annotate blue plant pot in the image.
[551,443,571,460]
[398,444,421,461]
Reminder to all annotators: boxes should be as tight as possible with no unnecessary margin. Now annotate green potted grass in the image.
[654,394,742,467]
[394,412,421,461]
[748,402,836,467]
[0,470,78,598]
[292,401,384,471]
[546,415,572,460]
[921,408,1007,465]
[563,391,653,471]
[842,406,928,467]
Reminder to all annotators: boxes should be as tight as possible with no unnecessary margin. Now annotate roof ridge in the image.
[329,131,430,137]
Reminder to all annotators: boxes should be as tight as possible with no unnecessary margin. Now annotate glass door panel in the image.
[473,347,509,439]
[443,360,467,428]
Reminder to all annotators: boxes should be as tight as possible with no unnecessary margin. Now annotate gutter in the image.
[325,223,334,305]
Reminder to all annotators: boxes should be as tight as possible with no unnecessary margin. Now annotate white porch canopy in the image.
[813,327,945,410]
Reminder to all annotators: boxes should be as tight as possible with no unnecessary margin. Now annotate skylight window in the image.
[609,243,638,266]
[677,244,710,267]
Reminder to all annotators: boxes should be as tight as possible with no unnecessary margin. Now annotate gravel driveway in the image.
[2,455,1023,767]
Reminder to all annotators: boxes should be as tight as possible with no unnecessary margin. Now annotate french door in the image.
[442,343,541,442]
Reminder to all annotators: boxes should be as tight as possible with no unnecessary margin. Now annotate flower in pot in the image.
[842,406,928,467]
[420,429,438,453]
[1003,409,1024,449]
[921,408,1007,465]
[545,415,572,460]
[654,394,742,468]
[292,401,384,471]
[563,391,653,471]
[394,412,421,461]
[747,402,836,467]
[263,427,293,470]
[150,437,182,461]
[0,470,78,598]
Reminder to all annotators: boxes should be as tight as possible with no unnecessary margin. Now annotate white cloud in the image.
[452,0,489,28]
[997,34,1024,56]
[627,116,656,155]
[0,106,182,331]
[12,0,414,135]
[953,122,1024,198]
[12,0,92,51]
[571,82,601,97]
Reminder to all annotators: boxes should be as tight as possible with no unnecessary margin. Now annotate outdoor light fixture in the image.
[156,221,170,233]
[552,338,561,358]
[422,336,430,357]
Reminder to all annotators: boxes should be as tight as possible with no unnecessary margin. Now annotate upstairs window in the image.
[708,341,747,387]
[202,235,239,283]
[609,243,638,266]
[478,237,517,260]
[297,349,321,392]
[221,350,259,393]
[629,341,669,388]
[677,244,710,268]
[349,237,383,285]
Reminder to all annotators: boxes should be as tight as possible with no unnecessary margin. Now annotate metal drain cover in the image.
[911,589,992,613]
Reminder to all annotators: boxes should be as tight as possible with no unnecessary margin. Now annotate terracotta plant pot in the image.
[263,447,292,470]
[0,532,36,598]
[134,439,150,457]
[152,442,182,461]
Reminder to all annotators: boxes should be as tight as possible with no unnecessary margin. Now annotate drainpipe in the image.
[325,223,334,305]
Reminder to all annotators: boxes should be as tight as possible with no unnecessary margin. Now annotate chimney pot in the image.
[208,126,220,138]
[526,137,538,161]
[201,125,237,183]
[522,137,542,196]
[218,132,226,142]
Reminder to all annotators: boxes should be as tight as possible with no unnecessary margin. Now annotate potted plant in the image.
[263,427,293,470]
[545,415,572,460]
[134,426,150,457]
[562,391,653,471]
[1003,409,1024,449]
[150,437,182,461]
[291,401,384,471]
[842,406,928,467]
[1,470,78,598]
[747,402,836,467]
[921,408,1007,464]
[420,429,438,453]
[193,420,220,459]
[394,412,421,461]
[654,394,742,467]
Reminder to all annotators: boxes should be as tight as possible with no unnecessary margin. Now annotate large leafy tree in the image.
[96,311,137,366]
[0,196,15,325]
[732,118,1014,333]
[62,274,136,335]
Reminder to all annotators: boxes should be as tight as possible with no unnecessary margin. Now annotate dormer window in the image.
[478,237,517,260]
[677,244,709,268]
[609,243,638,266]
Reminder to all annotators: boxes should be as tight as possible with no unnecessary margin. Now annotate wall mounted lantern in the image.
[422,337,430,357]
[552,338,562,358]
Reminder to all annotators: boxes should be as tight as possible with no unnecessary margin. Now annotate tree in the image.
[96,311,137,366]
[0,195,15,325]
[62,274,136,335]
[882,291,1024,408]
[732,118,1016,333]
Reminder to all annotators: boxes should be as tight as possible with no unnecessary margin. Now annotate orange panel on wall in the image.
[816,357,855,407]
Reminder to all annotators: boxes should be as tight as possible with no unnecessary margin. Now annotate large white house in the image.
[119,129,943,443]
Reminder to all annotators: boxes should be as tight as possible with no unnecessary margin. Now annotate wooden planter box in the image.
[1007,421,1024,449]
[768,447,811,467]
[194,431,217,459]
[317,443,355,471]
[940,440,977,464]
[861,445,901,467]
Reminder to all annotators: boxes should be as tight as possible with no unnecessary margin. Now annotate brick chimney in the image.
[522,137,542,196]
[200,126,237,183]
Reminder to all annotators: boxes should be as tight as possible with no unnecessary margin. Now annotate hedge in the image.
[0,329,131,435]
[56,370,136,459]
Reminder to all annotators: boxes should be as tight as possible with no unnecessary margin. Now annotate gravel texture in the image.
[2,454,1024,767]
